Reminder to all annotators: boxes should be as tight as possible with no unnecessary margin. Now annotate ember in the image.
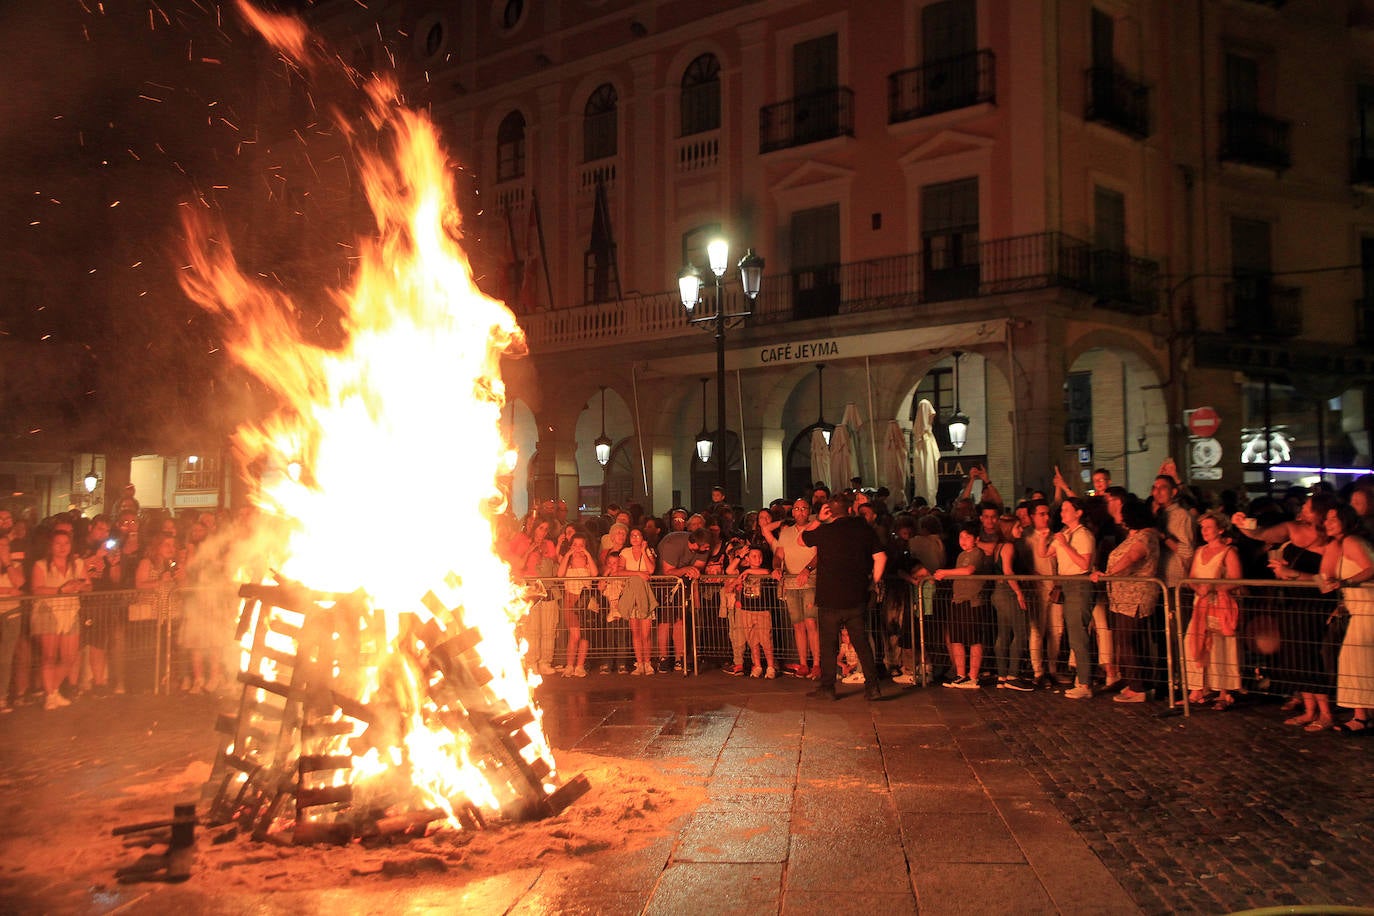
[171,0,582,846]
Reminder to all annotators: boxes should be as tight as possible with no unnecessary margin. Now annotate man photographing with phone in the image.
[801,493,887,700]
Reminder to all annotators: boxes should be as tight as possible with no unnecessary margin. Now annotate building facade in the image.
[267,0,1374,516]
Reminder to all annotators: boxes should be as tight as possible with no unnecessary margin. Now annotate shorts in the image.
[744,609,772,645]
[783,580,816,625]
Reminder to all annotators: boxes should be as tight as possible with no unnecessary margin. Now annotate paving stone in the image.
[672,808,792,863]
[910,862,1058,915]
[899,811,1026,864]
[645,862,781,915]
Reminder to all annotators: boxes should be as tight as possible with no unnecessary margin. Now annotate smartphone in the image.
[104,538,118,550]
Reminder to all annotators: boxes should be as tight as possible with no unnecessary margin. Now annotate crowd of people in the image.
[5,464,1372,729]
[500,463,1374,730]
[0,485,243,712]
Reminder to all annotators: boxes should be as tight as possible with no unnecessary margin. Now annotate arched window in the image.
[680,53,721,136]
[501,0,525,30]
[496,110,526,182]
[583,83,618,162]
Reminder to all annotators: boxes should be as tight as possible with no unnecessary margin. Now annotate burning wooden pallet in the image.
[203,581,587,844]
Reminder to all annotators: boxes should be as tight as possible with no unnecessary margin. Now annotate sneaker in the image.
[996,676,1009,689]
[750,666,763,678]
[841,672,866,685]
[891,673,916,686]
[954,676,982,690]
[656,658,672,674]
[1113,687,1146,704]
[943,675,970,689]
[1004,677,1035,692]
[1052,671,1075,687]
[673,658,685,672]
[764,666,776,679]
[722,663,745,677]
[1064,684,1093,700]
[784,663,808,678]
[44,693,64,710]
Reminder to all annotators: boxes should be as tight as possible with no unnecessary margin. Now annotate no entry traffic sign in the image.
[1187,406,1221,438]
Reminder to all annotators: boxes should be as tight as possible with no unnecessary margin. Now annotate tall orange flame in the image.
[179,3,553,826]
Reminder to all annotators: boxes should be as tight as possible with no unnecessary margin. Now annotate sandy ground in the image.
[0,696,705,912]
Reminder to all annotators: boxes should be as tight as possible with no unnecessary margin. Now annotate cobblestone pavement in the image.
[969,687,1374,915]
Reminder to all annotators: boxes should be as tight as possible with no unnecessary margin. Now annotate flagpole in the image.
[504,207,519,303]
[532,191,555,309]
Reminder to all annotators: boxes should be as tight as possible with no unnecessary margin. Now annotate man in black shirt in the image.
[801,494,887,700]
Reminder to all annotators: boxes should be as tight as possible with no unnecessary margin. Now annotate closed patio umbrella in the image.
[830,403,863,489]
[911,398,940,506]
[810,428,831,491]
[882,419,908,501]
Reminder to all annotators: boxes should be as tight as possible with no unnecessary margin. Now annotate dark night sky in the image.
[0,2,288,453]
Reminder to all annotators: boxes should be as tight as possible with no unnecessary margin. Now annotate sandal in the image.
[1334,719,1370,735]
[1305,718,1334,732]
[1280,697,1303,713]
[1213,695,1234,712]
[1284,714,1314,727]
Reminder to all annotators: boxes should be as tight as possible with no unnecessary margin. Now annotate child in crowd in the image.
[839,626,863,684]
[729,547,777,678]
[599,550,631,673]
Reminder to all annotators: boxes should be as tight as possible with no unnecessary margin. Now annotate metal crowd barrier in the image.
[1173,577,1371,718]
[912,573,1178,708]
[0,586,235,700]
[518,572,1196,707]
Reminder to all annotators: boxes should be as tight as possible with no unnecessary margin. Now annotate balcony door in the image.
[1092,186,1127,299]
[922,178,979,302]
[1231,216,1274,332]
[792,33,838,144]
[790,204,841,319]
[922,0,977,112]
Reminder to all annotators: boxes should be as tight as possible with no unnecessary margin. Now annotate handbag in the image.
[1320,604,1351,674]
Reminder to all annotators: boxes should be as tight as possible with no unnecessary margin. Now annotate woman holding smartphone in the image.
[31,529,90,710]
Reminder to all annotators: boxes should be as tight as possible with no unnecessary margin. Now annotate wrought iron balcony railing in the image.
[1220,110,1292,171]
[759,87,855,153]
[1084,65,1150,138]
[1225,276,1303,338]
[888,50,995,124]
[514,232,1160,352]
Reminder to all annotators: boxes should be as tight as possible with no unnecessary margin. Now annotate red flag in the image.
[498,208,519,305]
[519,199,543,311]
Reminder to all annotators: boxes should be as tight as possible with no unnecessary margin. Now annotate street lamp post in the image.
[679,241,764,492]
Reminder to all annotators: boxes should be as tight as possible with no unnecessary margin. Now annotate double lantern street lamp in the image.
[679,240,765,489]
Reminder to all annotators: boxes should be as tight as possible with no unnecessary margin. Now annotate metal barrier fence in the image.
[915,574,1178,708]
[1,586,236,700]
[517,574,1193,706]
[1173,578,1372,718]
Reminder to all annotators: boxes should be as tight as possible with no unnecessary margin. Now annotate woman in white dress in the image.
[1323,504,1374,733]
[1184,512,1243,710]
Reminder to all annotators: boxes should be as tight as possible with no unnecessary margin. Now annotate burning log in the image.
[205,582,588,845]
